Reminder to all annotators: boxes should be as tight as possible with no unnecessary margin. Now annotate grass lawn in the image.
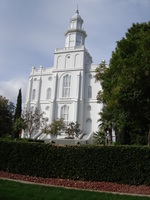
[0,179,149,200]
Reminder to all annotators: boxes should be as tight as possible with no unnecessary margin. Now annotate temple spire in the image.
[76,4,79,14]
[65,9,87,47]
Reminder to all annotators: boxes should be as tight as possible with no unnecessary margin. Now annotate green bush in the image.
[0,140,150,185]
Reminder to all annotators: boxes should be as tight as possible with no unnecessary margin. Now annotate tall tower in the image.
[54,9,92,70]
[52,9,95,135]
[65,9,87,47]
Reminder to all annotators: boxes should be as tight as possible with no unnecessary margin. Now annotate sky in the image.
[0,0,150,105]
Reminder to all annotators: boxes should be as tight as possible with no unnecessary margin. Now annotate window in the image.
[46,88,51,99]
[88,86,92,98]
[61,105,69,125]
[62,74,71,97]
[71,21,75,29]
[45,106,49,111]
[48,76,52,81]
[32,89,36,100]
[69,34,74,47]
[76,35,82,46]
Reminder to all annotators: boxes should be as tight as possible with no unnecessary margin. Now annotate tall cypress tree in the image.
[14,88,22,138]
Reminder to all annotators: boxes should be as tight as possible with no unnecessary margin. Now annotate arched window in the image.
[62,74,71,97]
[46,88,51,99]
[65,54,71,68]
[75,54,80,67]
[61,105,69,125]
[32,89,36,100]
[88,86,92,98]
[57,56,63,69]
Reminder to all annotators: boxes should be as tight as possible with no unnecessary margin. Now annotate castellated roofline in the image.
[30,65,53,76]
[54,45,92,62]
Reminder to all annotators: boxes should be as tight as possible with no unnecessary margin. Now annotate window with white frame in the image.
[62,74,71,97]
[32,89,36,100]
[46,88,51,99]
[61,105,69,125]
[88,86,92,98]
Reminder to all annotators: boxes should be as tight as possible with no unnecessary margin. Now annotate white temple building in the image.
[23,10,103,144]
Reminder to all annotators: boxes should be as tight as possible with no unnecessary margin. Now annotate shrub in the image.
[0,140,150,185]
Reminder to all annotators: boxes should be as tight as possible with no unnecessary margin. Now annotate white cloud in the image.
[0,79,27,105]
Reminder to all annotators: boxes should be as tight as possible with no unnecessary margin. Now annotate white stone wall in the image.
[24,11,103,143]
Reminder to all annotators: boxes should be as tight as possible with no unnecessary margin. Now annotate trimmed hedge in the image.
[0,140,150,185]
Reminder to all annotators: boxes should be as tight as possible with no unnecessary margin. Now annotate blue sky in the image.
[0,0,150,104]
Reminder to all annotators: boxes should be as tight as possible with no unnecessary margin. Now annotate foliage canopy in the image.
[22,108,46,138]
[0,96,15,137]
[95,22,150,145]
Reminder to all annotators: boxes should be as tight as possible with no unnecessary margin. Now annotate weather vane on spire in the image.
[76,4,79,14]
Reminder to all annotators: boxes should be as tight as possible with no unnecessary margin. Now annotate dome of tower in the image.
[70,10,83,23]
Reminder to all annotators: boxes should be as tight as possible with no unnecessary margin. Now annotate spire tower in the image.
[65,10,87,48]
[76,4,79,14]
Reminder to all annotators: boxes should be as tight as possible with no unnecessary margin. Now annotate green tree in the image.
[93,129,106,145]
[13,117,27,137]
[14,89,22,138]
[95,22,150,145]
[14,89,22,121]
[43,118,65,137]
[65,122,82,138]
[0,96,15,137]
[23,108,46,138]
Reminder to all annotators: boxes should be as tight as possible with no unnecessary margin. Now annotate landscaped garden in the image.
[0,140,150,198]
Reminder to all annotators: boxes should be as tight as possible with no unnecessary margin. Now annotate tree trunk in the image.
[108,129,112,145]
[19,130,22,138]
